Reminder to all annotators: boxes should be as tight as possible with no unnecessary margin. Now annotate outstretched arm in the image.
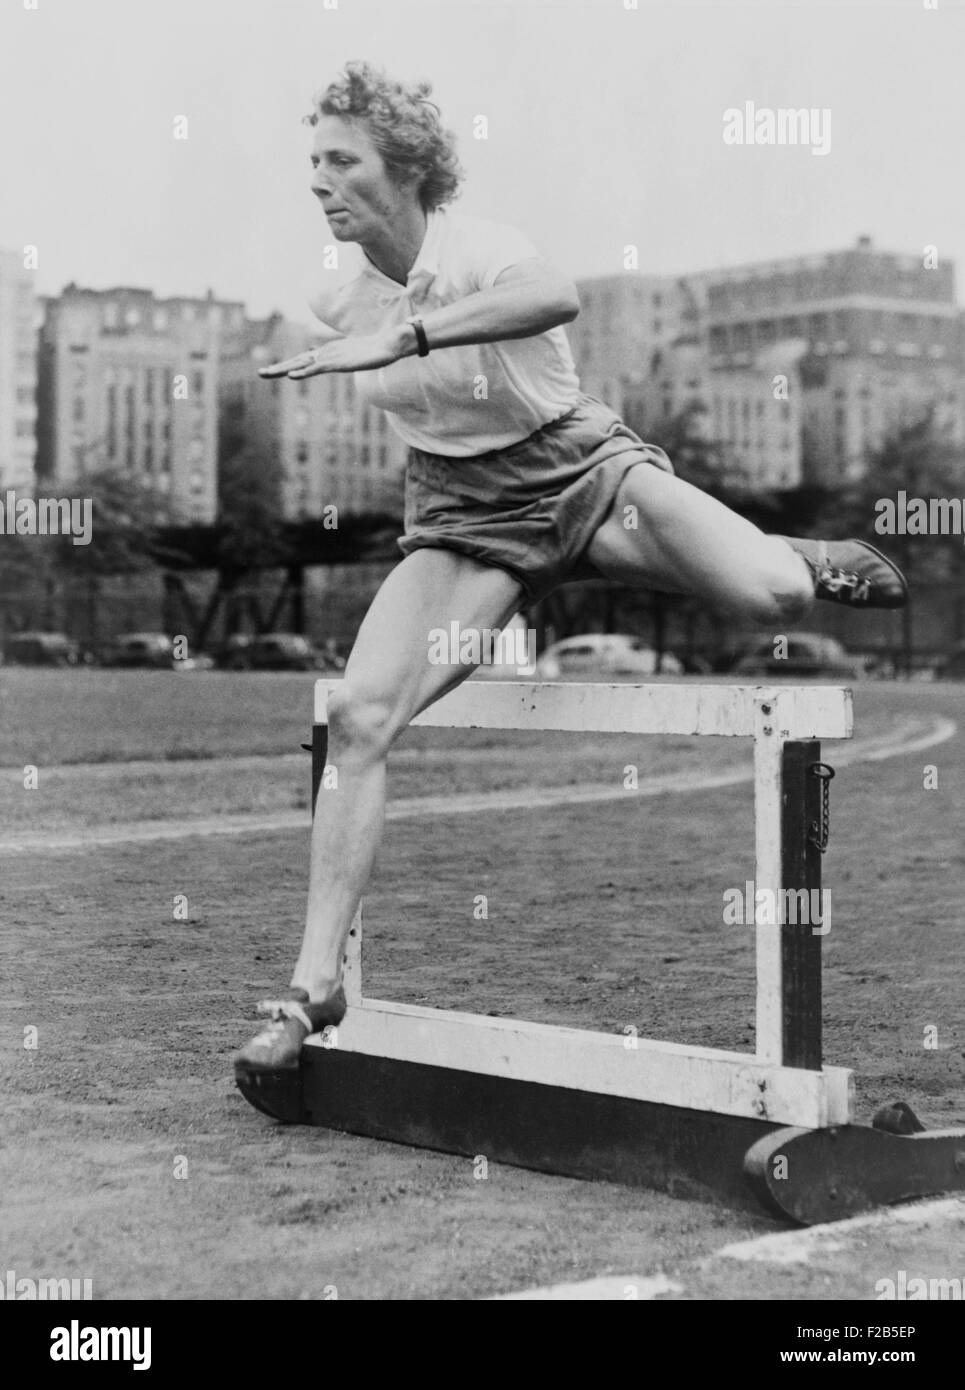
[258,259,579,379]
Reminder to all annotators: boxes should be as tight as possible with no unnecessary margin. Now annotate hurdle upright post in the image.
[752,690,823,1070]
[310,721,362,1006]
[779,739,824,1070]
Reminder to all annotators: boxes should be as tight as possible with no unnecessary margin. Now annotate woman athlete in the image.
[236,61,906,1073]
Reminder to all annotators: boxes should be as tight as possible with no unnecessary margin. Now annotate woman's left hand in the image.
[258,328,405,379]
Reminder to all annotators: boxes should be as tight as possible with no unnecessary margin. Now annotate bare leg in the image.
[290,548,524,1001]
[585,464,814,622]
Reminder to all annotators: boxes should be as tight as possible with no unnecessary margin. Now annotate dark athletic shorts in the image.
[397,392,675,606]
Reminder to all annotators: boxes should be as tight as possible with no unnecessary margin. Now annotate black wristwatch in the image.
[405,315,431,357]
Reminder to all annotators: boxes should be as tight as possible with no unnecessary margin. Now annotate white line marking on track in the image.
[486,1195,965,1298]
[488,1273,684,1300]
[709,1196,965,1266]
[0,716,955,855]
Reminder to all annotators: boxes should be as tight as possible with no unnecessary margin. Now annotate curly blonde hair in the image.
[305,61,464,211]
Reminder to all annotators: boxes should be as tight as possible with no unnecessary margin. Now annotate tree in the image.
[47,469,174,647]
[813,409,965,674]
[216,442,287,572]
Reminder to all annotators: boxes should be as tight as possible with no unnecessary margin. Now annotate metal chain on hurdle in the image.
[807,761,835,853]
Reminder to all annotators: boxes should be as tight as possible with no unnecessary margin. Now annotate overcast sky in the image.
[2,0,963,324]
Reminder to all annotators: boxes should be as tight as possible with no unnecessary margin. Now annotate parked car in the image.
[97,633,212,671]
[535,633,684,679]
[212,634,255,670]
[1,631,85,667]
[730,632,866,679]
[218,633,330,672]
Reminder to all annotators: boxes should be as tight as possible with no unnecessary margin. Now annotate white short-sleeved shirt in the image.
[309,207,582,457]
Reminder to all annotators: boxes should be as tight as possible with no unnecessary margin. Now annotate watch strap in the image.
[406,316,430,357]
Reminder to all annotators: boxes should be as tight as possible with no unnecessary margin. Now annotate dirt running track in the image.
[1,683,963,1300]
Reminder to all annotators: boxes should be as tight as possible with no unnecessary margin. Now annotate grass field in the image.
[1,670,963,1298]
[0,669,317,765]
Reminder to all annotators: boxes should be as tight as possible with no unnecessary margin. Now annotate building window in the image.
[107,384,117,456]
[191,371,204,397]
[296,443,309,465]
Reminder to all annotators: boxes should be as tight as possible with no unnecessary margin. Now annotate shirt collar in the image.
[361,206,445,298]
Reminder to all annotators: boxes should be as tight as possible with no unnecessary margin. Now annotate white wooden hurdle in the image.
[236,679,965,1224]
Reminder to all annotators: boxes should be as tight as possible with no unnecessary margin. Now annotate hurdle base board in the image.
[744,1123,965,1226]
[235,1055,965,1224]
[301,999,854,1129]
[237,1048,784,1214]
